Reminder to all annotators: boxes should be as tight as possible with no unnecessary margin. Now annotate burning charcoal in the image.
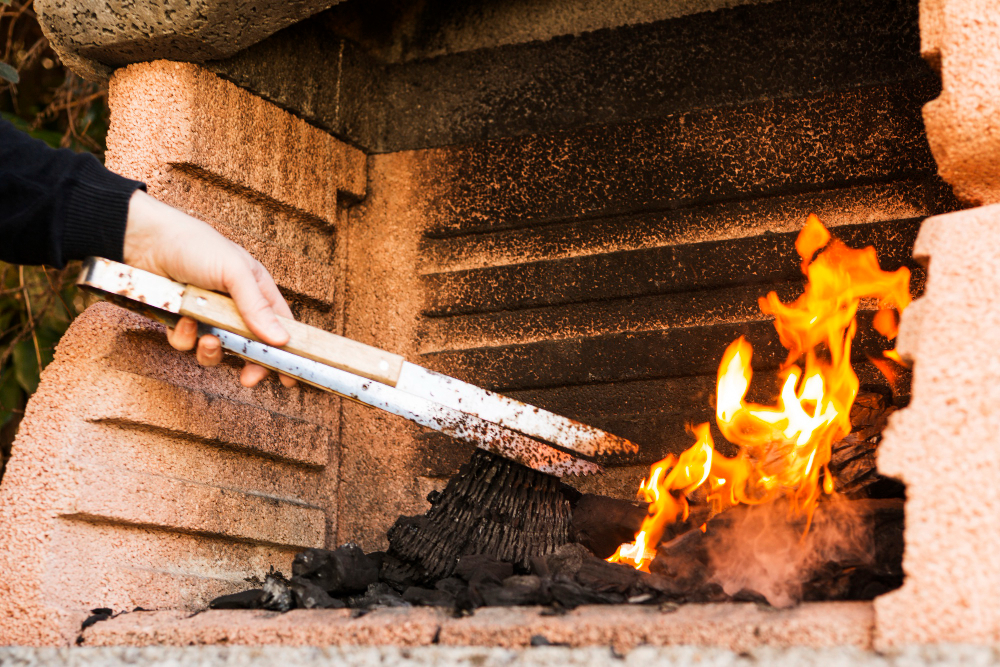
[289,576,345,609]
[348,582,409,609]
[209,589,264,610]
[455,553,514,585]
[649,529,710,590]
[260,573,294,612]
[570,493,648,559]
[828,392,901,498]
[292,545,379,596]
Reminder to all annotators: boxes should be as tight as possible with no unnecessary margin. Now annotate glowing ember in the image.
[608,215,910,571]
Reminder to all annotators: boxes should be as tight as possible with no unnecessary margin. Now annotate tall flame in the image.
[609,214,910,571]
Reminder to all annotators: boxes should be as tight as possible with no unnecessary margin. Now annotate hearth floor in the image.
[4,644,1000,667]
[78,602,872,651]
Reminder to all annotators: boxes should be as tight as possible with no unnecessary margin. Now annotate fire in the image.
[608,215,910,571]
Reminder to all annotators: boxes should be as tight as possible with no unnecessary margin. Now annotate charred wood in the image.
[830,392,900,497]
[383,450,572,585]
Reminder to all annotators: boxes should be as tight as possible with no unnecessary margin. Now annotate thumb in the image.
[223,262,290,347]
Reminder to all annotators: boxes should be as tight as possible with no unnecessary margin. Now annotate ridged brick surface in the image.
[0,61,365,646]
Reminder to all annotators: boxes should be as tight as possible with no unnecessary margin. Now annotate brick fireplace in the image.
[1,0,998,650]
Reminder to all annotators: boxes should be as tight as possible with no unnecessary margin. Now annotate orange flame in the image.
[608,214,910,571]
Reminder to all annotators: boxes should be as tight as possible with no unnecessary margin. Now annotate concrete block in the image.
[875,204,1000,647]
[77,603,873,651]
[81,608,447,647]
[34,0,344,79]
[0,306,335,646]
[0,61,364,646]
[920,0,1000,205]
[438,602,873,653]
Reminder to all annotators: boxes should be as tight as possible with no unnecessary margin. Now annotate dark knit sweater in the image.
[0,120,145,267]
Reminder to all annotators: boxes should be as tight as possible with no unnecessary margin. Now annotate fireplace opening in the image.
[2,0,977,649]
[188,0,944,618]
[208,216,908,615]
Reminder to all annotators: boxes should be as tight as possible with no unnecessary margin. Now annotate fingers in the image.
[224,260,290,347]
[122,193,300,386]
[252,261,295,320]
[240,363,271,388]
[167,317,198,351]
[196,335,224,367]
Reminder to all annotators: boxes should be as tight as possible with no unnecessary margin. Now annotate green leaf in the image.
[0,112,64,148]
[0,62,19,85]
[12,340,40,394]
[0,369,23,429]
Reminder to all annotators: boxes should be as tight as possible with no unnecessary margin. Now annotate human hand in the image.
[122,190,296,388]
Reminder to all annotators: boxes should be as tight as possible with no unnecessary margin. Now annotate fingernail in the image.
[269,323,288,341]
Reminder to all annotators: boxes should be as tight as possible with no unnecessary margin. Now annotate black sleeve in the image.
[0,120,146,268]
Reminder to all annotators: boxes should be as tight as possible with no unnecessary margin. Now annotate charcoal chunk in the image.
[478,575,550,607]
[455,553,514,585]
[731,589,770,604]
[289,576,345,609]
[403,586,456,607]
[575,558,642,594]
[292,545,379,595]
[543,543,592,577]
[349,582,410,610]
[435,577,468,597]
[209,589,264,610]
[80,608,113,631]
[260,573,293,612]
[549,576,625,608]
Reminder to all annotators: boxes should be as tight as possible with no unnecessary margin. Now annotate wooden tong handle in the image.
[179,285,405,387]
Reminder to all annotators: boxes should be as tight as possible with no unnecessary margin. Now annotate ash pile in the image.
[211,394,903,613]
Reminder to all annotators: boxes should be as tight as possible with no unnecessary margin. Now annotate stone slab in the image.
[7,644,1000,667]
[81,608,446,647]
[78,603,873,652]
[34,0,343,79]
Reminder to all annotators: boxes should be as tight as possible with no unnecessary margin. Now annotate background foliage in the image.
[0,0,110,478]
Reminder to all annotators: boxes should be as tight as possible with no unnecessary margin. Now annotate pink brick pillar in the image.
[0,62,365,646]
[873,0,1000,648]
[919,0,1000,206]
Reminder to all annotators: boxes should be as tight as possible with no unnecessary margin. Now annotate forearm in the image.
[0,120,144,267]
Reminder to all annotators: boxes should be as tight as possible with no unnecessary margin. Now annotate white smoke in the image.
[704,497,871,607]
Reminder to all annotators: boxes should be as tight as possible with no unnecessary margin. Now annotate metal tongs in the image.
[78,257,639,476]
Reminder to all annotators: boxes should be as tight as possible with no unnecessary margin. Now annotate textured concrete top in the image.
[34,0,343,79]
